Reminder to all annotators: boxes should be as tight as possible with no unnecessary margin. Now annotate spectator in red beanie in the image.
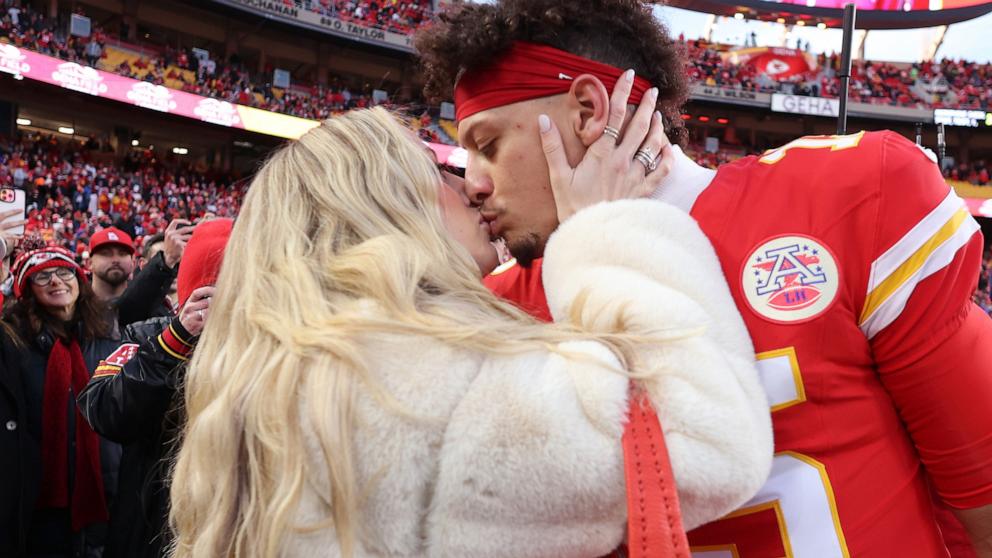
[0,244,120,557]
[78,218,232,558]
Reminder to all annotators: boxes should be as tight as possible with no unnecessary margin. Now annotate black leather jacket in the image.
[78,316,195,558]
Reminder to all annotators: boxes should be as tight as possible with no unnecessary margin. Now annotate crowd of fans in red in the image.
[683,38,992,111]
[303,0,433,35]
[0,132,242,263]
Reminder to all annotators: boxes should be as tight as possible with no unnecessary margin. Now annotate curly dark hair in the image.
[414,0,689,145]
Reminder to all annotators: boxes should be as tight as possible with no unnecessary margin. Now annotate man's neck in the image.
[649,145,717,213]
[93,278,126,301]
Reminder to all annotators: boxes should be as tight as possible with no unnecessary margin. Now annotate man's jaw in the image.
[504,232,545,268]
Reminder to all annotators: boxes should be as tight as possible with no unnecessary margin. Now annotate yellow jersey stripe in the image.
[859,207,974,332]
[865,190,963,293]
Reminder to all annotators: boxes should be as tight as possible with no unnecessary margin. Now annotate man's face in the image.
[458,96,584,266]
[90,245,134,286]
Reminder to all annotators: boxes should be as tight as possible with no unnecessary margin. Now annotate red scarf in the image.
[36,337,109,532]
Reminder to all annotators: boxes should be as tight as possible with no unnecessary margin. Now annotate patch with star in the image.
[740,234,840,324]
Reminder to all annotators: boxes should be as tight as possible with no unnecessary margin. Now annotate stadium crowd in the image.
[947,159,991,185]
[0,132,242,266]
[684,38,992,110]
[303,0,434,34]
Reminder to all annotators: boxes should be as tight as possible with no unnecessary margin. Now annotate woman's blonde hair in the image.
[169,108,662,558]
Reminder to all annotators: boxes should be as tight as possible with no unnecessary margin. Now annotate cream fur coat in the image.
[282,200,773,557]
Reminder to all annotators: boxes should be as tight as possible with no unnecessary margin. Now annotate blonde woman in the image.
[170,104,772,557]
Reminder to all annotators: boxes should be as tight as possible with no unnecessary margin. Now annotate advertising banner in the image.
[0,43,464,163]
[0,43,319,140]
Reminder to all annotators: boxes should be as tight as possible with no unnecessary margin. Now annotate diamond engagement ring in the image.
[634,148,658,171]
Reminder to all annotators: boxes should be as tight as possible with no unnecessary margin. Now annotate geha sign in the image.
[771,94,840,118]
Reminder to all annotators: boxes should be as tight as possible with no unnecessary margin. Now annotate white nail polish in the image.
[538,114,551,133]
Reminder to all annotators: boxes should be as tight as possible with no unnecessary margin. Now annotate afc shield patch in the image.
[741,235,840,324]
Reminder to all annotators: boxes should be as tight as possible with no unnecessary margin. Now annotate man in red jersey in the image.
[414,1,992,556]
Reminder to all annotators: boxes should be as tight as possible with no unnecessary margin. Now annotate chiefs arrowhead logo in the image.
[765,58,792,76]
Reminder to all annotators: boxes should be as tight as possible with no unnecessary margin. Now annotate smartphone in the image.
[0,188,26,236]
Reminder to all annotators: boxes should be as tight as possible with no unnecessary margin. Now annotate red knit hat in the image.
[177,219,233,308]
[11,246,87,299]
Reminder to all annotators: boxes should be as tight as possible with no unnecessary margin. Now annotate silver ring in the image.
[602,126,621,141]
[636,147,656,162]
[634,149,658,172]
[197,310,204,320]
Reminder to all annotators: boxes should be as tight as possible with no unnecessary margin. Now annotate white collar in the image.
[649,145,717,213]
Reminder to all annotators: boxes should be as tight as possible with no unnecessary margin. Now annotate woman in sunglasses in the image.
[0,244,120,557]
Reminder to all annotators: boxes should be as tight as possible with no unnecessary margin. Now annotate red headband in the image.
[454,41,653,122]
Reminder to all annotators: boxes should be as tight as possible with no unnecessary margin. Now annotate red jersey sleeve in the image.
[864,131,992,509]
[483,258,552,323]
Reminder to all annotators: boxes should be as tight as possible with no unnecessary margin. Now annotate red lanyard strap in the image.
[622,386,691,558]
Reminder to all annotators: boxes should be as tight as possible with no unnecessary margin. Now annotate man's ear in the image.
[566,74,611,148]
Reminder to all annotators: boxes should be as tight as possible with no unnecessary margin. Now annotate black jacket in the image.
[78,316,195,558]
[0,323,122,558]
[115,252,177,328]
[0,328,37,557]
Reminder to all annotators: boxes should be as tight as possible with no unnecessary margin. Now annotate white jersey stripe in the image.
[860,216,979,338]
[865,189,964,294]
